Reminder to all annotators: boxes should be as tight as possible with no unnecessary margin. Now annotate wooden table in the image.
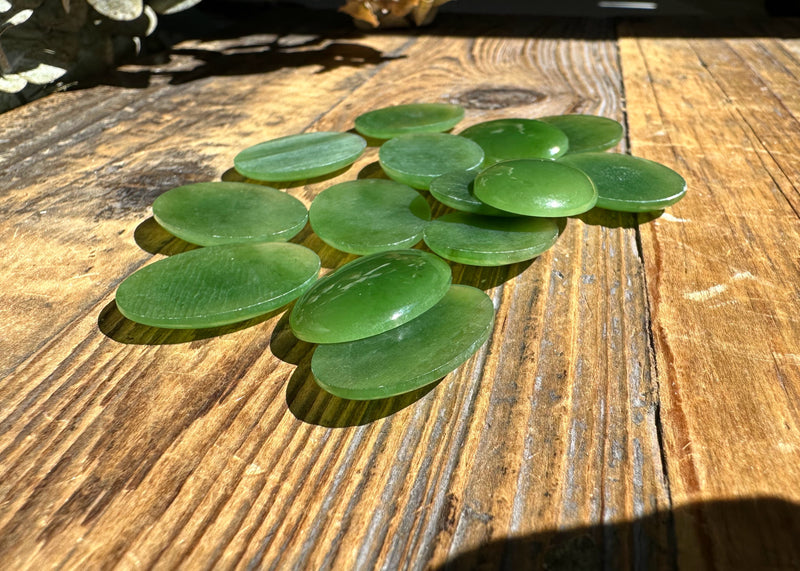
[2,9,800,569]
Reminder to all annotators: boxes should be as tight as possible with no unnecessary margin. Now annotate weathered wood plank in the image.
[619,19,800,570]
[0,15,671,570]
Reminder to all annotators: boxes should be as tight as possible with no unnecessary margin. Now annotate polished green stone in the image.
[539,114,624,153]
[423,212,560,266]
[429,171,517,217]
[474,159,597,217]
[378,133,485,190]
[458,118,569,166]
[311,285,494,400]
[152,182,308,246]
[290,250,451,343]
[116,242,320,329]
[309,179,430,255]
[234,131,366,182]
[354,103,465,139]
[559,152,687,212]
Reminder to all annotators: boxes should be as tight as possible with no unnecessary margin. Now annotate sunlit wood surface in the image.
[2,10,799,569]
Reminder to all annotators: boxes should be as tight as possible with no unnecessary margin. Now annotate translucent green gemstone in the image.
[354,103,465,139]
[116,243,321,329]
[458,118,569,166]
[152,182,308,246]
[559,152,687,212]
[234,131,366,182]
[290,250,451,344]
[423,212,560,266]
[474,159,597,217]
[378,133,485,190]
[429,171,517,217]
[539,114,624,153]
[311,285,494,400]
[309,179,430,255]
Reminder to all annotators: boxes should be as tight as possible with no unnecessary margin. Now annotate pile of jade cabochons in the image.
[115,103,686,401]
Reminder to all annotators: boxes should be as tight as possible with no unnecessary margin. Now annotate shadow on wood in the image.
[134,217,200,256]
[575,208,663,229]
[451,260,535,290]
[284,355,440,428]
[435,497,800,570]
[220,164,356,189]
[98,300,283,345]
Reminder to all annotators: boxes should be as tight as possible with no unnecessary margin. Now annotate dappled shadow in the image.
[435,497,800,570]
[85,31,404,90]
[165,40,403,85]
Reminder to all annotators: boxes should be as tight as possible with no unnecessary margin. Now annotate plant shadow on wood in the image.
[98,300,283,345]
[90,33,405,89]
[433,497,800,570]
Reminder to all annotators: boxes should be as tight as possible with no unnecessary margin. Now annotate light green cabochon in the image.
[153,182,308,246]
[458,118,569,166]
[290,249,452,344]
[538,114,624,154]
[234,131,366,182]
[378,132,485,190]
[424,212,561,266]
[309,179,430,255]
[559,152,687,212]
[311,284,495,400]
[354,103,465,139]
[116,242,321,329]
[429,171,518,217]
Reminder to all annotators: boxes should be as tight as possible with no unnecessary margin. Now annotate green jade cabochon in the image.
[354,103,465,139]
[311,284,495,400]
[378,132,485,190]
[429,171,517,217]
[290,249,452,344]
[234,131,366,182]
[474,159,597,217]
[116,242,321,329]
[458,118,569,166]
[558,152,687,212]
[423,212,561,266]
[152,182,308,246]
[309,179,430,255]
[539,114,624,154]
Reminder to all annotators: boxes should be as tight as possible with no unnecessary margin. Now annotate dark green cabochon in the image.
[474,159,597,217]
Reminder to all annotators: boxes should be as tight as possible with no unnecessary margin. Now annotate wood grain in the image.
[3,11,800,570]
[619,19,800,570]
